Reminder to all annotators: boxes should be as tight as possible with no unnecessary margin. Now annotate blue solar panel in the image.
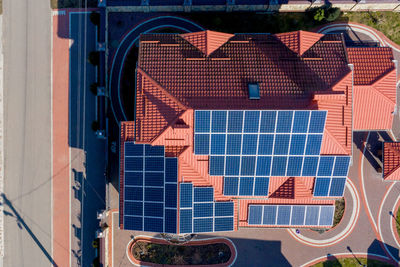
[144,202,163,217]
[125,143,143,156]
[308,111,326,133]
[164,209,177,233]
[248,206,263,225]
[256,156,272,176]
[215,202,234,216]
[276,111,293,133]
[180,209,192,233]
[239,177,254,195]
[125,172,143,186]
[125,157,143,171]
[329,177,346,196]
[241,156,256,176]
[145,157,164,172]
[263,206,277,225]
[194,203,213,218]
[165,158,178,183]
[124,216,142,231]
[209,156,225,176]
[317,157,334,176]
[313,177,331,197]
[145,187,164,202]
[260,111,276,133]
[277,206,291,225]
[194,134,209,155]
[195,111,210,133]
[226,134,242,155]
[258,134,274,155]
[144,172,164,186]
[271,156,287,176]
[224,177,239,195]
[254,177,269,196]
[211,111,227,133]
[242,134,258,155]
[227,111,243,133]
[302,157,319,176]
[145,145,164,156]
[214,217,234,232]
[165,184,177,208]
[124,201,143,216]
[225,156,240,175]
[292,111,310,133]
[286,157,303,176]
[125,186,143,201]
[305,206,319,225]
[305,135,323,155]
[144,217,163,232]
[211,134,226,155]
[194,218,213,233]
[180,183,193,208]
[289,134,306,155]
[274,134,290,155]
[319,206,334,226]
[333,157,350,176]
[194,187,214,202]
[290,206,305,225]
[244,111,260,133]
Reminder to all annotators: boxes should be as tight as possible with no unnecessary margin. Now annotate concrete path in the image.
[3,0,52,266]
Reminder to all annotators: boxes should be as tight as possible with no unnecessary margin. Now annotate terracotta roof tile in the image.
[347,47,395,85]
[181,30,234,56]
[383,142,400,180]
[275,30,323,56]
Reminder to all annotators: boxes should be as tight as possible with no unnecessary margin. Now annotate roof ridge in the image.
[180,30,233,57]
[384,161,400,179]
[371,69,397,104]
[324,129,349,155]
[137,67,188,110]
[151,109,191,145]
[369,83,396,105]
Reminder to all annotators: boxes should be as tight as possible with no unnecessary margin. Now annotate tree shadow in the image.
[324,253,342,267]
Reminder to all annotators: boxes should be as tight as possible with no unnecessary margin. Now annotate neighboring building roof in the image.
[347,47,397,130]
[383,142,400,180]
[275,30,323,56]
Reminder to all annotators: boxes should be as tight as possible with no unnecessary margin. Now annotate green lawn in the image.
[311,257,393,267]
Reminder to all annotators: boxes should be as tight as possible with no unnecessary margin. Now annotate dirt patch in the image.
[132,241,231,265]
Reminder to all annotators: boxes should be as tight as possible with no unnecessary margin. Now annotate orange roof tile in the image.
[275,30,323,56]
[347,47,395,85]
[181,30,234,56]
[269,177,313,199]
[383,142,400,180]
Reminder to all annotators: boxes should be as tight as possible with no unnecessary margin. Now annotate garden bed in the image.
[132,240,231,265]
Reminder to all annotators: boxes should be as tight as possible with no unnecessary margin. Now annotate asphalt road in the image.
[3,0,52,266]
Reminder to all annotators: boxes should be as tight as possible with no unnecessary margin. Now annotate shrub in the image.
[308,5,341,23]
[91,121,100,131]
[90,12,100,26]
[326,7,341,22]
[90,82,98,95]
[314,9,325,22]
[88,51,100,66]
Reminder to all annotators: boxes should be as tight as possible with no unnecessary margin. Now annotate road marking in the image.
[287,178,360,247]
[390,193,400,248]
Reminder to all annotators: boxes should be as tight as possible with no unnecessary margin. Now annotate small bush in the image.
[326,7,341,22]
[90,82,98,95]
[308,5,341,23]
[90,12,100,26]
[88,51,100,66]
[92,121,100,131]
[314,9,325,22]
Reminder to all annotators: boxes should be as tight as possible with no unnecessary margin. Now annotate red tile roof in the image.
[347,48,396,130]
[275,30,323,56]
[181,30,234,56]
[347,47,395,85]
[383,142,400,180]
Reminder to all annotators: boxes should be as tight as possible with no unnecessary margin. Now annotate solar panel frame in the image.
[211,111,227,133]
[227,111,244,133]
[211,134,226,155]
[276,111,293,133]
[244,111,260,133]
[193,187,214,202]
[223,177,239,195]
[194,110,211,133]
[248,205,263,225]
[260,111,277,133]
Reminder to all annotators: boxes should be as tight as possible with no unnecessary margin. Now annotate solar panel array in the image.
[123,142,178,233]
[179,183,235,233]
[194,110,350,197]
[248,205,335,227]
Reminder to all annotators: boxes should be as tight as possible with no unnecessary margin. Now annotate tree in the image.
[88,51,100,66]
[90,12,100,26]
[314,8,325,22]
[326,7,341,22]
